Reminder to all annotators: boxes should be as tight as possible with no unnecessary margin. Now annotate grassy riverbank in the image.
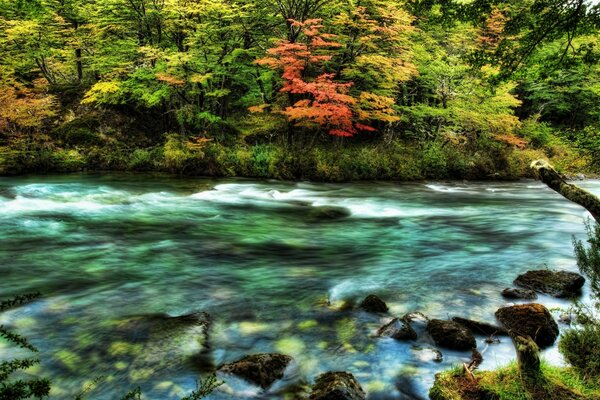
[430,363,600,400]
[0,135,592,181]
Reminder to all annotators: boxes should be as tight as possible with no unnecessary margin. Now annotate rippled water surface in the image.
[1,174,598,399]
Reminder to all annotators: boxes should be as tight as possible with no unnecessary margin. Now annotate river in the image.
[0,174,597,399]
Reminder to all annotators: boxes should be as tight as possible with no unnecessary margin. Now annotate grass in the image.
[430,362,600,400]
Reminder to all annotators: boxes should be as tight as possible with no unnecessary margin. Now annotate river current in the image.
[0,174,597,399]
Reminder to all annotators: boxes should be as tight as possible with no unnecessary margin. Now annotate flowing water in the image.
[0,174,598,399]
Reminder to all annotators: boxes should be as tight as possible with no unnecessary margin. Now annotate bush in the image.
[128,148,158,171]
[560,220,600,379]
[560,324,600,380]
[163,134,203,173]
[421,141,448,179]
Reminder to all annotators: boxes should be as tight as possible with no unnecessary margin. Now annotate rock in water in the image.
[309,371,366,400]
[359,294,388,313]
[377,317,417,341]
[218,353,293,389]
[426,319,476,351]
[308,206,351,221]
[514,270,585,298]
[495,304,559,348]
[501,287,538,300]
[451,317,508,336]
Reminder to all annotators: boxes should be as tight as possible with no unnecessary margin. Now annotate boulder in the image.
[501,287,538,300]
[309,206,351,221]
[514,270,585,298]
[309,371,365,400]
[359,294,388,313]
[218,353,293,389]
[495,304,559,348]
[451,317,508,336]
[377,317,417,341]
[426,319,476,351]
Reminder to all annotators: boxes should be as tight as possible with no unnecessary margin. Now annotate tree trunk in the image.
[511,333,541,380]
[531,160,600,223]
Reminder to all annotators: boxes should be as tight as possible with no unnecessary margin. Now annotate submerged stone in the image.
[426,319,476,351]
[309,371,366,400]
[308,206,352,221]
[451,317,508,336]
[359,294,388,313]
[218,353,293,389]
[495,303,559,348]
[514,270,585,298]
[501,287,538,300]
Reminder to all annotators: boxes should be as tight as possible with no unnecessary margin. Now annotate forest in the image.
[2,1,600,400]
[1,0,600,180]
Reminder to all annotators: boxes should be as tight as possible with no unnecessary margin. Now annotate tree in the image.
[256,19,377,137]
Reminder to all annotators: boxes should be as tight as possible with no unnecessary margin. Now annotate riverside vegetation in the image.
[1,0,600,179]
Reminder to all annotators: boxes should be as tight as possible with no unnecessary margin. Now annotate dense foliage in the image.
[0,0,599,178]
[561,220,600,380]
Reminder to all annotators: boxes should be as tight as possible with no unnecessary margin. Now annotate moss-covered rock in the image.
[309,371,365,400]
[495,304,559,348]
[514,270,585,298]
[218,353,293,389]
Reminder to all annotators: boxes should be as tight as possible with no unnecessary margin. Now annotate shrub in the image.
[163,134,203,173]
[560,220,600,379]
[421,141,448,179]
[128,148,156,171]
[560,324,600,380]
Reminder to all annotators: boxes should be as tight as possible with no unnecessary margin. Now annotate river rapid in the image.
[0,174,597,399]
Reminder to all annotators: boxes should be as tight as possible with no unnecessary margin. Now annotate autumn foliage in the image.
[256,19,379,137]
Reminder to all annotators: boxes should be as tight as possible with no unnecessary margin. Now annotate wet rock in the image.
[426,319,476,351]
[451,317,508,336]
[308,206,351,221]
[218,353,293,389]
[377,317,417,341]
[402,312,429,325]
[501,287,538,300]
[359,294,388,313]
[495,304,559,348]
[309,371,365,400]
[412,346,443,363]
[514,270,585,298]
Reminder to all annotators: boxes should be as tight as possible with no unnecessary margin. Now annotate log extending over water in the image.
[531,160,600,223]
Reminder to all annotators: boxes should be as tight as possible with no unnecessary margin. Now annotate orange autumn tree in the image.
[255,19,376,137]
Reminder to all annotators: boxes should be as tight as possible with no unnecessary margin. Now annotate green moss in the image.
[430,363,600,400]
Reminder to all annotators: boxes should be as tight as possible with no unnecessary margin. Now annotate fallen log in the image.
[531,160,600,223]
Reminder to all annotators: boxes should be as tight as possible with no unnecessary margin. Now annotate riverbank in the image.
[0,138,594,181]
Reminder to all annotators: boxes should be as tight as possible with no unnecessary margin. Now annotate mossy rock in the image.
[218,353,293,389]
[514,270,585,298]
[309,371,365,400]
[495,304,558,348]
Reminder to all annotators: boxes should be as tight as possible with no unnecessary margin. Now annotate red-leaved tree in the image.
[255,19,376,137]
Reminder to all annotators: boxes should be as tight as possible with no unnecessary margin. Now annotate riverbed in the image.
[0,174,597,399]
